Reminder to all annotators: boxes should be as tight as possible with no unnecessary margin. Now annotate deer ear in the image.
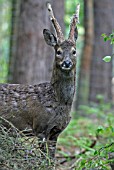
[74,27,78,42]
[43,29,57,46]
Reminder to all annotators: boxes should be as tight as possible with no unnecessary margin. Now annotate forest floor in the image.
[55,103,114,170]
[0,103,114,170]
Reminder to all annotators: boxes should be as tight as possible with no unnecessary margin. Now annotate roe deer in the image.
[0,3,80,158]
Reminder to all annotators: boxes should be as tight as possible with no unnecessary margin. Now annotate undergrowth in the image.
[0,118,54,170]
[0,100,114,170]
[56,100,114,170]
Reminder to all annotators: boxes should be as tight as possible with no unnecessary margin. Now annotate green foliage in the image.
[102,31,114,62]
[76,142,114,170]
[102,32,114,45]
[0,0,11,82]
[103,56,112,62]
[57,102,114,169]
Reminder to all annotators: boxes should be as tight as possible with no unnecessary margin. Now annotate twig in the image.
[57,136,97,164]
[99,142,114,154]
[0,117,25,137]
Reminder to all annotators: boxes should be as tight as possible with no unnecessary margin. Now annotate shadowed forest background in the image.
[0,0,114,169]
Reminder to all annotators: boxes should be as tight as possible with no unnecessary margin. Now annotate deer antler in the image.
[68,4,80,42]
[47,3,64,43]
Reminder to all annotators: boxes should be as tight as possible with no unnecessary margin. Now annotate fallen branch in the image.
[57,136,97,164]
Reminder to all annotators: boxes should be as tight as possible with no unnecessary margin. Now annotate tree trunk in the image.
[89,0,113,103]
[76,0,94,108]
[8,0,20,82]
[52,0,64,34]
[8,0,64,85]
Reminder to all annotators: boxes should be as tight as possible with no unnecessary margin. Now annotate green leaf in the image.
[101,33,106,37]
[102,56,112,62]
[80,159,86,168]
[110,33,114,38]
[94,150,98,155]
[97,125,104,133]
[104,37,108,42]
[111,127,114,132]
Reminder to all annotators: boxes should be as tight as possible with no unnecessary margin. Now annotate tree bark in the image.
[8,0,20,82]
[89,0,113,103]
[76,0,94,108]
[8,0,64,85]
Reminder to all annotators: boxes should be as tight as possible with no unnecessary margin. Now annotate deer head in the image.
[43,3,80,104]
[43,3,80,74]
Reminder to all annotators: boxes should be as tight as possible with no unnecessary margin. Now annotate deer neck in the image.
[51,63,76,105]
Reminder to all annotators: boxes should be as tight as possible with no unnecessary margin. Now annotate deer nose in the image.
[61,60,73,69]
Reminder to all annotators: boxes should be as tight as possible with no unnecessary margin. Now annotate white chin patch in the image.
[61,65,72,70]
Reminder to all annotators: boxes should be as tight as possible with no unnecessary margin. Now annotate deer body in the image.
[0,3,80,157]
[0,82,71,138]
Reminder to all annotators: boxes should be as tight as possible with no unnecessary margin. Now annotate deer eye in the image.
[72,50,76,55]
[57,50,62,55]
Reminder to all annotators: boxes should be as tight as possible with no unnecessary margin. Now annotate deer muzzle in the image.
[61,60,73,71]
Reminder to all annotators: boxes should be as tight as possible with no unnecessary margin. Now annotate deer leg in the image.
[46,126,62,159]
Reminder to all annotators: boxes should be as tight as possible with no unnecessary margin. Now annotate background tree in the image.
[8,0,20,82]
[76,0,94,107]
[76,0,114,108]
[89,0,114,103]
[8,0,64,84]
[0,0,11,82]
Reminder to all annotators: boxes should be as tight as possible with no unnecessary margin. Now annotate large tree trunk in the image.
[76,0,94,108]
[8,0,64,84]
[89,0,113,103]
[52,0,64,34]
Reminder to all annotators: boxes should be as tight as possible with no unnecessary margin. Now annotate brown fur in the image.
[0,4,79,158]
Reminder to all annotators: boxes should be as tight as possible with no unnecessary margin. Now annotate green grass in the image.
[57,102,114,169]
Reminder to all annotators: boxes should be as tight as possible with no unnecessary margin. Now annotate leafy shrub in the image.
[57,101,114,170]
